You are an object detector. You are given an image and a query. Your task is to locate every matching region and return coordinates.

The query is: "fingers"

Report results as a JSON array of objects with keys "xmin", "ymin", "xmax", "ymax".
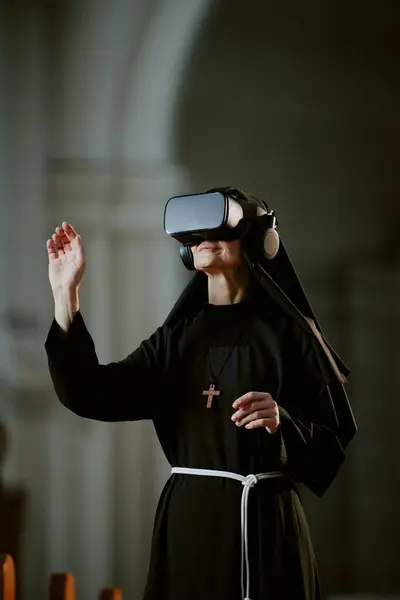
[
  {"xmin": 231, "ymin": 393, "xmax": 275, "ymax": 423},
  {"xmin": 231, "ymin": 397, "xmax": 273, "ymax": 420},
  {"xmin": 46, "ymin": 239, "xmax": 58, "ymax": 260},
  {"xmin": 62, "ymin": 222, "xmax": 78, "ymax": 242},
  {"xmin": 60, "ymin": 230, "xmax": 71, "ymax": 253},
  {"xmin": 47, "ymin": 223, "xmax": 81, "ymax": 257},
  {"xmin": 52, "ymin": 232, "xmax": 65, "ymax": 255},
  {"xmin": 232, "ymin": 391, "xmax": 274, "ymax": 410},
  {"xmin": 231, "ymin": 391, "xmax": 279, "ymax": 432},
  {"xmin": 232, "ymin": 406, "xmax": 280, "ymax": 432},
  {"xmin": 232, "ymin": 406, "xmax": 278, "ymax": 427},
  {"xmin": 246, "ymin": 417, "xmax": 280, "ymax": 434}
]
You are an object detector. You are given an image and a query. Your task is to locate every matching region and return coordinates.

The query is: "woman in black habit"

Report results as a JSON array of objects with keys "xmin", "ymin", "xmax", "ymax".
[{"xmin": 45, "ymin": 188, "xmax": 356, "ymax": 600}]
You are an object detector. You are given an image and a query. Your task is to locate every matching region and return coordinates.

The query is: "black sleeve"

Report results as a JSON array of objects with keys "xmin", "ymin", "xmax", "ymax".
[
  {"xmin": 277, "ymin": 403, "xmax": 345, "ymax": 497},
  {"xmin": 276, "ymin": 322, "xmax": 345, "ymax": 497},
  {"xmin": 44, "ymin": 311, "xmax": 166, "ymax": 422}
]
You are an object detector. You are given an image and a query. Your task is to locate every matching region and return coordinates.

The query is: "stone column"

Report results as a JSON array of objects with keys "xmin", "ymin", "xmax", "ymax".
[
  {"xmin": 46, "ymin": 166, "xmax": 118, "ymax": 598},
  {"xmin": 44, "ymin": 232, "xmax": 115, "ymax": 600}
]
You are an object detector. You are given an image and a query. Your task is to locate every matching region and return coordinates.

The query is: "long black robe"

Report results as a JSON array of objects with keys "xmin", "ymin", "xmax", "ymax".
[{"xmin": 45, "ymin": 292, "xmax": 346, "ymax": 600}]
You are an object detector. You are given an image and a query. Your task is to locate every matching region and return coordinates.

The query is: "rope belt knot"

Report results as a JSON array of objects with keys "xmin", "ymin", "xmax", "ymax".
[
  {"xmin": 242, "ymin": 473, "xmax": 258, "ymax": 488},
  {"xmin": 171, "ymin": 466, "xmax": 284, "ymax": 600}
]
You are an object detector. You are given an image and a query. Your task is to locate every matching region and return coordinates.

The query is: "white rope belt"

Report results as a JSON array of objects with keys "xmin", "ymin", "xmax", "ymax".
[{"xmin": 171, "ymin": 466, "xmax": 284, "ymax": 600}]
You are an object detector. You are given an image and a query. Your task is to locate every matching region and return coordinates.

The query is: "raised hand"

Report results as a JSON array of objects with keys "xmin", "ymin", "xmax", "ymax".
[
  {"xmin": 231, "ymin": 391, "xmax": 280, "ymax": 434},
  {"xmin": 47, "ymin": 222, "xmax": 86, "ymax": 295}
]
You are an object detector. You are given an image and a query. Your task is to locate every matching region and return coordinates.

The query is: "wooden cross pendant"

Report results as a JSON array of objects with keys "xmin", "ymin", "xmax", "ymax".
[{"xmin": 202, "ymin": 383, "xmax": 221, "ymax": 408}]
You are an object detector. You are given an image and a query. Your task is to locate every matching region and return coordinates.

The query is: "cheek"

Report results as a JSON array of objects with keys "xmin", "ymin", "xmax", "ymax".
[
  {"xmin": 191, "ymin": 247, "xmax": 241, "ymax": 268},
  {"xmin": 191, "ymin": 248, "xmax": 204, "ymax": 263},
  {"xmin": 192, "ymin": 250, "xmax": 214, "ymax": 268},
  {"xmin": 222, "ymin": 242, "xmax": 242, "ymax": 262},
  {"xmin": 224, "ymin": 249, "xmax": 243, "ymax": 266}
]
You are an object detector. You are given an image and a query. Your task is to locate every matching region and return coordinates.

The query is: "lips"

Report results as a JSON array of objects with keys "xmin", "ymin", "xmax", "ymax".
[{"xmin": 198, "ymin": 242, "xmax": 218, "ymax": 252}]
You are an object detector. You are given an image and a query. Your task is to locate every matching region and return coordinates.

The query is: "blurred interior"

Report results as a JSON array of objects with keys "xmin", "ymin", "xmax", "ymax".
[{"xmin": 0, "ymin": 0, "xmax": 399, "ymax": 599}]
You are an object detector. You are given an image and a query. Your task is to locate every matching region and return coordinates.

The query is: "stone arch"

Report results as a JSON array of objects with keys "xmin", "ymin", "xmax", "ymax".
[{"xmin": 121, "ymin": 0, "xmax": 214, "ymax": 162}]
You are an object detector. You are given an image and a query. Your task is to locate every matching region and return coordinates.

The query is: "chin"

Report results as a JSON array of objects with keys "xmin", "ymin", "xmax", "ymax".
[
  {"xmin": 194, "ymin": 260, "xmax": 217, "ymax": 271},
  {"xmin": 194, "ymin": 260, "xmax": 240, "ymax": 272}
]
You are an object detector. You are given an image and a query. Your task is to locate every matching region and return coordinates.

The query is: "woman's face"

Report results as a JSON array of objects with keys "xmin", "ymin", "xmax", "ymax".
[{"xmin": 191, "ymin": 239, "xmax": 243, "ymax": 272}]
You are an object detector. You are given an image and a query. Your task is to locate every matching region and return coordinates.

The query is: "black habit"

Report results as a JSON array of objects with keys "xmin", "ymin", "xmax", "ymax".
[{"xmin": 45, "ymin": 281, "xmax": 354, "ymax": 600}]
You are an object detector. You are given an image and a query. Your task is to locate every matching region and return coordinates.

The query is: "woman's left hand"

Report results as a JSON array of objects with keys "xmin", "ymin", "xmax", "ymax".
[{"xmin": 231, "ymin": 391, "xmax": 280, "ymax": 434}]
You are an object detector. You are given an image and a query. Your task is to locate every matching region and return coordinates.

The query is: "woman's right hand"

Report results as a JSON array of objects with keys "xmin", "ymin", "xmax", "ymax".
[{"xmin": 47, "ymin": 222, "xmax": 86, "ymax": 296}]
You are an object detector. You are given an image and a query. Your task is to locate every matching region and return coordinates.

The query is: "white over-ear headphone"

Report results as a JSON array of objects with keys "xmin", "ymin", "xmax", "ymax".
[{"xmin": 256, "ymin": 205, "xmax": 280, "ymax": 260}]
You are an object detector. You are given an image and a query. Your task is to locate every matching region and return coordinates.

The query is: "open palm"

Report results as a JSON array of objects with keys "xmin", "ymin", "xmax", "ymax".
[{"xmin": 47, "ymin": 222, "xmax": 86, "ymax": 293}]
